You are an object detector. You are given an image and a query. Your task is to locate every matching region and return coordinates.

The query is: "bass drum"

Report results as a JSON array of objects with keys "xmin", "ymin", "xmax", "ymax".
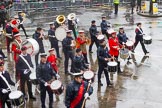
[
  {"xmin": 22, "ymin": 38, "xmax": 39, "ymax": 56},
  {"xmin": 55, "ymin": 26, "xmax": 67, "ymax": 41}
]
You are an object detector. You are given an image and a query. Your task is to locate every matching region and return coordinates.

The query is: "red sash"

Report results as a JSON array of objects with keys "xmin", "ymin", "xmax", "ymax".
[{"xmin": 70, "ymin": 81, "xmax": 84, "ymax": 108}]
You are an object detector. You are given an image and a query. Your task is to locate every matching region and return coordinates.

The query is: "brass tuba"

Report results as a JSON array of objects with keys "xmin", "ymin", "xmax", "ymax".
[
  {"xmin": 56, "ymin": 15, "xmax": 66, "ymax": 24},
  {"xmin": 67, "ymin": 13, "xmax": 76, "ymax": 21}
]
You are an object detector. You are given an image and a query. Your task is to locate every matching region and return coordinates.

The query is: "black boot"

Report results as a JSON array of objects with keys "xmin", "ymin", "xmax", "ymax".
[
  {"xmin": 98, "ymin": 81, "xmax": 103, "ymax": 86},
  {"xmin": 83, "ymin": 54, "xmax": 89, "ymax": 64},
  {"xmin": 117, "ymin": 61, "xmax": 122, "ymax": 73}
]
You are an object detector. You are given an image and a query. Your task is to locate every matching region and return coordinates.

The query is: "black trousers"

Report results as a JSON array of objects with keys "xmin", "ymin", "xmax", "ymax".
[
  {"xmin": 114, "ymin": 4, "xmax": 118, "ymax": 14},
  {"xmin": 89, "ymin": 37, "xmax": 99, "ymax": 52},
  {"xmin": 0, "ymin": 20, "xmax": 6, "ymax": 30},
  {"xmin": 102, "ymin": 31, "xmax": 109, "ymax": 39},
  {"xmin": 20, "ymin": 73, "xmax": 33, "ymax": 97},
  {"xmin": 134, "ymin": 36, "xmax": 147, "ymax": 54},
  {"xmin": 1, "ymin": 93, "xmax": 11, "ymax": 108},
  {"xmin": 64, "ymin": 51, "xmax": 74, "ymax": 73},
  {"xmin": 50, "ymin": 39, "xmax": 60, "ymax": 58},
  {"xmin": 0, "ymin": 49, "xmax": 6, "ymax": 58},
  {"xmin": 98, "ymin": 63, "xmax": 110, "ymax": 85},
  {"xmin": 40, "ymin": 84, "xmax": 53, "ymax": 108},
  {"xmin": 18, "ymin": 24, "xmax": 28, "ymax": 37}
]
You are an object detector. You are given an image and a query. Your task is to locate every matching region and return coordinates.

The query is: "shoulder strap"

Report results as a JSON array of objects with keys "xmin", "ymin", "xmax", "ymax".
[
  {"xmin": 19, "ymin": 54, "xmax": 31, "ymax": 70},
  {"xmin": 0, "ymin": 73, "xmax": 11, "ymax": 91}
]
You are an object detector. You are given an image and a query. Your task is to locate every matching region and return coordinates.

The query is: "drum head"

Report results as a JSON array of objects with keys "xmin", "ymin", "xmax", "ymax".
[
  {"xmin": 50, "ymin": 80, "xmax": 62, "ymax": 90},
  {"xmin": 55, "ymin": 27, "xmax": 66, "ymax": 41},
  {"xmin": 22, "ymin": 38, "xmax": 39, "ymax": 56},
  {"xmin": 126, "ymin": 41, "xmax": 134, "ymax": 46},
  {"xmin": 83, "ymin": 71, "xmax": 94, "ymax": 80},
  {"xmin": 108, "ymin": 62, "xmax": 117, "ymax": 66},
  {"xmin": 143, "ymin": 36, "xmax": 152, "ymax": 40},
  {"xmin": 29, "ymin": 72, "xmax": 36, "ymax": 80},
  {"xmin": 97, "ymin": 35, "xmax": 105, "ymax": 40},
  {"xmin": 9, "ymin": 91, "xmax": 23, "ymax": 99}
]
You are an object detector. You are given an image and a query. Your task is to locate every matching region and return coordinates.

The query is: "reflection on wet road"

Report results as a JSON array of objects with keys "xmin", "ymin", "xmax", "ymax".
[{"xmin": 3, "ymin": 7, "xmax": 162, "ymax": 108}]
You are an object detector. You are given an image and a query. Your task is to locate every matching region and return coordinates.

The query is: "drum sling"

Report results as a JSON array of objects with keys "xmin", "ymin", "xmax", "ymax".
[{"xmin": 70, "ymin": 81, "xmax": 84, "ymax": 108}]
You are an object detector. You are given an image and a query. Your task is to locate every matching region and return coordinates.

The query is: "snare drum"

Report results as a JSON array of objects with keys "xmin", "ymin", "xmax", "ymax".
[
  {"xmin": 126, "ymin": 40, "xmax": 134, "ymax": 50},
  {"xmin": 119, "ymin": 49, "xmax": 129, "ymax": 59},
  {"xmin": 83, "ymin": 71, "xmax": 95, "ymax": 82},
  {"xmin": 9, "ymin": 91, "xmax": 24, "ymax": 107},
  {"xmin": 29, "ymin": 72, "xmax": 39, "ymax": 85},
  {"xmin": 50, "ymin": 80, "xmax": 64, "ymax": 95},
  {"xmin": 107, "ymin": 62, "xmax": 117, "ymax": 73},
  {"xmin": 143, "ymin": 36, "xmax": 152, "ymax": 45}
]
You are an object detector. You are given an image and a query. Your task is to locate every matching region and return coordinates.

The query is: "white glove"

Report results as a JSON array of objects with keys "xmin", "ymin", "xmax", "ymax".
[
  {"xmin": 24, "ymin": 69, "xmax": 29, "ymax": 74},
  {"xmin": 44, "ymin": 82, "xmax": 48, "ymax": 87},
  {"xmin": 56, "ymin": 74, "xmax": 60, "ymax": 79},
  {"xmin": 2, "ymin": 89, "xmax": 8, "ymax": 94},
  {"xmin": 84, "ymin": 92, "xmax": 89, "ymax": 99}
]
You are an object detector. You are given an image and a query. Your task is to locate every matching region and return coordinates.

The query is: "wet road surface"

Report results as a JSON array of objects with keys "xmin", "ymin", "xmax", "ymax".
[{"xmin": 2, "ymin": 6, "xmax": 162, "ymax": 108}]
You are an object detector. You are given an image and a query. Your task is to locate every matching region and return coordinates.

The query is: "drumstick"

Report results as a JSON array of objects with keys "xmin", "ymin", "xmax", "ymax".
[{"xmin": 81, "ymin": 80, "xmax": 92, "ymax": 108}]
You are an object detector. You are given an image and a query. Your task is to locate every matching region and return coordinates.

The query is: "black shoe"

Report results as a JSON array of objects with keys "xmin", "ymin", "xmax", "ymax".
[
  {"xmin": 98, "ymin": 82, "xmax": 103, "ymax": 86},
  {"xmin": 131, "ymin": 50, "xmax": 135, "ymax": 53},
  {"xmin": 30, "ymin": 96, "xmax": 36, "ymax": 101},
  {"xmin": 145, "ymin": 52, "xmax": 149, "ymax": 55},
  {"xmin": 127, "ymin": 61, "xmax": 132, "ymax": 65},
  {"xmin": 89, "ymin": 51, "xmax": 93, "ymax": 53},
  {"xmin": 107, "ymin": 82, "xmax": 113, "ymax": 87}
]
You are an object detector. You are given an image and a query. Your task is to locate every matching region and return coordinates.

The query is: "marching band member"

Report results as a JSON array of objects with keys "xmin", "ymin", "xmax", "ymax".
[
  {"xmin": 47, "ymin": 48, "xmax": 58, "ymax": 73},
  {"xmin": 11, "ymin": 33, "xmax": 22, "ymax": 62},
  {"xmin": 5, "ymin": 19, "xmax": 19, "ymax": 53},
  {"xmin": 16, "ymin": 11, "xmax": 28, "ymax": 38},
  {"xmin": 100, "ymin": 16, "xmax": 109, "ymax": 39},
  {"xmin": 97, "ymin": 38, "xmax": 113, "ymax": 86},
  {"xmin": 133, "ymin": 23, "xmax": 149, "ymax": 55},
  {"xmin": 108, "ymin": 31, "xmax": 122, "ymax": 73},
  {"xmin": 33, "ymin": 27, "xmax": 45, "ymax": 67},
  {"xmin": 16, "ymin": 46, "xmax": 36, "ymax": 100},
  {"xmin": 0, "ymin": 62, "xmax": 17, "ymax": 108},
  {"xmin": 117, "ymin": 27, "xmax": 128, "ymax": 45},
  {"xmin": 73, "ymin": 48, "xmax": 89, "ymax": 73},
  {"xmin": 65, "ymin": 72, "xmax": 93, "ymax": 108},
  {"xmin": 76, "ymin": 30, "xmax": 89, "ymax": 64},
  {"xmin": 62, "ymin": 30, "xmax": 75, "ymax": 74},
  {"xmin": 36, "ymin": 53, "xmax": 59, "ymax": 108},
  {"xmin": 48, "ymin": 23, "xmax": 61, "ymax": 59},
  {"xmin": 11, "ymin": 33, "xmax": 22, "ymax": 81},
  {"xmin": 89, "ymin": 20, "xmax": 99, "ymax": 53},
  {"xmin": 117, "ymin": 27, "xmax": 132, "ymax": 63}
]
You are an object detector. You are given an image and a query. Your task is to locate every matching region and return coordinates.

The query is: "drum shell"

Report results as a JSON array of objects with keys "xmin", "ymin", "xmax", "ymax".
[
  {"xmin": 29, "ymin": 72, "xmax": 39, "ymax": 85},
  {"xmin": 9, "ymin": 91, "xmax": 24, "ymax": 107},
  {"xmin": 143, "ymin": 39, "xmax": 152, "ymax": 45},
  {"xmin": 51, "ymin": 84, "xmax": 64, "ymax": 95},
  {"xmin": 108, "ymin": 62, "xmax": 117, "ymax": 73},
  {"xmin": 125, "ymin": 41, "xmax": 134, "ymax": 50},
  {"xmin": 50, "ymin": 80, "xmax": 64, "ymax": 95},
  {"xmin": 119, "ymin": 49, "xmax": 129, "ymax": 59}
]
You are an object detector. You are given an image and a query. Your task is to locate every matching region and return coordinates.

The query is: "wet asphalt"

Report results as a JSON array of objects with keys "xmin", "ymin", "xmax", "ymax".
[{"xmin": 2, "ymin": 6, "xmax": 162, "ymax": 108}]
